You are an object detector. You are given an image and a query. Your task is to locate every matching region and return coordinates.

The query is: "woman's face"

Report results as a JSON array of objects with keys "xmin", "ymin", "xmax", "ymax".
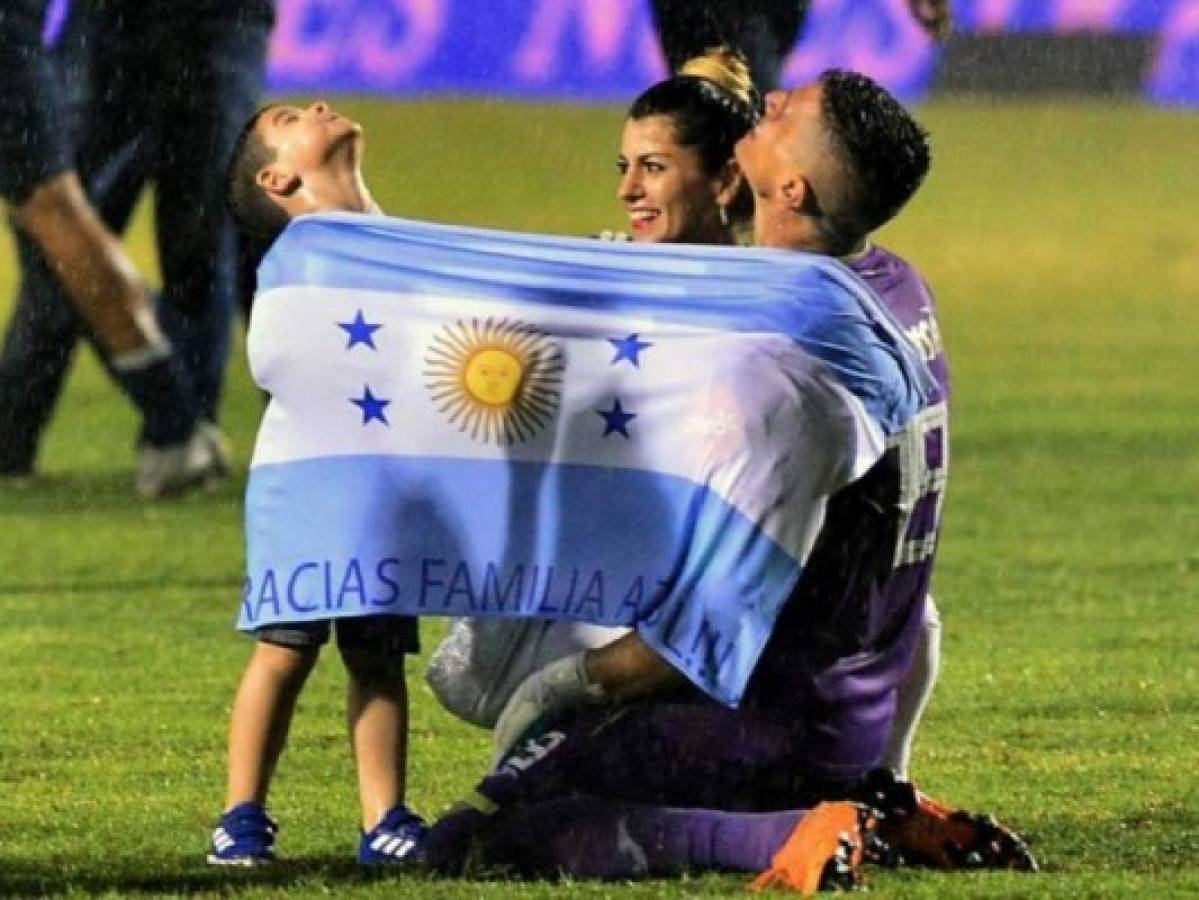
[{"xmin": 617, "ymin": 115, "xmax": 728, "ymax": 244}]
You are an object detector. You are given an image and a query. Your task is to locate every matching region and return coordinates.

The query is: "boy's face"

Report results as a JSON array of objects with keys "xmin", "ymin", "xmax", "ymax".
[{"xmin": 255, "ymin": 101, "xmax": 361, "ymax": 185}]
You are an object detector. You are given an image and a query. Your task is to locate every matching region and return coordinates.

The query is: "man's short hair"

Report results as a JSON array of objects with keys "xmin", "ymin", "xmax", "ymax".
[
  {"xmin": 817, "ymin": 69, "xmax": 931, "ymax": 250},
  {"xmin": 225, "ymin": 105, "xmax": 291, "ymax": 247}
]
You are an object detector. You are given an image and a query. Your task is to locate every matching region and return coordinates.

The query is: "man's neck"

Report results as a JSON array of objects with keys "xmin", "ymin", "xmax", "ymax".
[
  {"xmin": 756, "ymin": 214, "xmax": 825, "ymax": 253},
  {"xmin": 757, "ymin": 214, "xmax": 867, "ymax": 258}
]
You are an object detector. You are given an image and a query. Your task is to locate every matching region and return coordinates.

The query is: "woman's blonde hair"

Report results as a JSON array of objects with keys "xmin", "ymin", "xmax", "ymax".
[{"xmin": 678, "ymin": 47, "xmax": 757, "ymax": 111}]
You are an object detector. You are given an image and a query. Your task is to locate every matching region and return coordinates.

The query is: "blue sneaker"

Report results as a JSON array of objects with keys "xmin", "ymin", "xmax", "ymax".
[
  {"xmin": 207, "ymin": 801, "xmax": 278, "ymax": 867},
  {"xmin": 358, "ymin": 804, "xmax": 428, "ymax": 866}
]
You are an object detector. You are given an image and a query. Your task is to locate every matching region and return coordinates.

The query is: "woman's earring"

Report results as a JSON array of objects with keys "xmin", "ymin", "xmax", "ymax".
[{"xmin": 718, "ymin": 205, "xmax": 729, "ymax": 227}]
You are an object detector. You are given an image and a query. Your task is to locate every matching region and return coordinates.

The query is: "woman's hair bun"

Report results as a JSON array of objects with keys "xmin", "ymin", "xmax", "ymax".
[{"xmin": 678, "ymin": 47, "xmax": 757, "ymax": 109}]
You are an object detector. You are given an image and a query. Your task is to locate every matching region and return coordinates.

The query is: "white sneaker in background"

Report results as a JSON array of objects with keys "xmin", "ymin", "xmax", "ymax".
[
  {"xmin": 197, "ymin": 420, "xmax": 234, "ymax": 477},
  {"xmin": 134, "ymin": 427, "xmax": 224, "ymax": 498}
]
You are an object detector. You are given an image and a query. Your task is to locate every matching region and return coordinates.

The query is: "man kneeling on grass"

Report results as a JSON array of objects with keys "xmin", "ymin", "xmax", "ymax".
[{"xmin": 422, "ymin": 72, "xmax": 1038, "ymax": 891}]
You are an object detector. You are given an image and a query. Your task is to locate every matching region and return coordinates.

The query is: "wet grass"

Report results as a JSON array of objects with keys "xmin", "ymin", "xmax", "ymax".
[{"xmin": 1, "ymin": 98, "xmax": 1197, "ymax": 896}]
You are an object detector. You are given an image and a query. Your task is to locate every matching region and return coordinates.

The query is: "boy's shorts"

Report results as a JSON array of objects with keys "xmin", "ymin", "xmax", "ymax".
[{"xmin": 256, "ymin": 615, "xmax": 420, "ymax": 656}]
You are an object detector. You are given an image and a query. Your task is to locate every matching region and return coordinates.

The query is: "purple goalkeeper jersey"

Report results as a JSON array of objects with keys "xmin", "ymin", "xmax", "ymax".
[
  {"xmin": 850, "ymin": 244, "xmax": 949, "ymax": 405},
  {"xmin": 742, "ymin": 243, "xmax": 950, "ymax": 779}
]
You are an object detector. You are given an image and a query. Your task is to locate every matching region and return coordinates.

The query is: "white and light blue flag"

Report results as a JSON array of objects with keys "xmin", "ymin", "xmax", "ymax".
[{"xmin": 243, "ymin": 213, "xmax": 934, "ymax": 706}]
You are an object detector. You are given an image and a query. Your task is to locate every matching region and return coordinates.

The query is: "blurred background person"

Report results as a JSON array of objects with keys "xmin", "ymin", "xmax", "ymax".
[
  {"xmin": 650, "ymin": 0, "xmax": 953, "ymax": 92},
  {"xmin": 0, "ymin": 0, "xmax": 205, "ymax": 494},
  {"xmin": 0, "ymin": 0, "xmax": 273, "ymax": 496}
]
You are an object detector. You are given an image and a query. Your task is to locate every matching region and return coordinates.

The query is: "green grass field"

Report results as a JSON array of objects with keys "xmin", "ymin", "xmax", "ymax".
[{"xmin": 1, "ymin": 99, "xmax": 1197, "ymax": 897}]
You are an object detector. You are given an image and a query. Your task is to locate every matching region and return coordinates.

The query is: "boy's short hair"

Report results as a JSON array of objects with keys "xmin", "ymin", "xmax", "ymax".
[
  {"xmin": 226, "ymin": 105, "xmax": 291, "ymax": 247},
  {"xmin": 817, "ymin": 69, "xmax": 931, "ymax": 249}
]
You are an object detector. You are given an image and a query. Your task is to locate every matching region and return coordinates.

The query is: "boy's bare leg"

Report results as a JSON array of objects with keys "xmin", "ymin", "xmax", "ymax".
[
  {"xmin": 346, "ymin": 666, "xmax": 409, "ymax": 829},
  {"xmin": 224, "ymin": 641, "xmax": 319, "ymax": 809}
]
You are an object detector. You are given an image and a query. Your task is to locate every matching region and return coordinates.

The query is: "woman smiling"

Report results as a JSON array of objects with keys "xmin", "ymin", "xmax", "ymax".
[{"xmin": 617, "ymin": 48, "xmax": 758, "ymax": 245}]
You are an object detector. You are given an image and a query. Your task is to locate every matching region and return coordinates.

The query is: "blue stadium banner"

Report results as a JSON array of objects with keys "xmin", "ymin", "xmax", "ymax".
[{"xmin": 263, "ymin": 0, "xmax": 1199, "ymax": 106}]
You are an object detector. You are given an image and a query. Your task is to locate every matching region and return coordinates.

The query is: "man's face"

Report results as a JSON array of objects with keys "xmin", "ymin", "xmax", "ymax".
[
  {"xmin": 734, "ymin": 84, "xmax": 825, "ymax": 247},
  {"xmin": 255, "ymin": 101, "xmax": 361, "ymax": 181},
  {"xmin": 734, "ymin": 85, "xmax": 822, "ymax": 195}
]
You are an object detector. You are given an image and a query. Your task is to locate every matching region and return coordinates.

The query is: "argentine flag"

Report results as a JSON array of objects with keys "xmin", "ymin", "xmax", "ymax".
[{"xmin": 243, "ymin": 213, "xmax": 933, "ymax": 706}]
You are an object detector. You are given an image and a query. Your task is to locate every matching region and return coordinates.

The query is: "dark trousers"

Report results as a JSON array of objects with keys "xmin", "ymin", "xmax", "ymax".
[
  {"xmin": 650, "ymin": 0, "xmax": 811, "ymax": 90},
  {"xmin": 0, "ymin": 7, "xmax": 270, "ymax": 470}
]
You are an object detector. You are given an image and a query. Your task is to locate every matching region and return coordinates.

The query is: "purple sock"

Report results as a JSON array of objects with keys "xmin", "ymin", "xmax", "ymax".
[{"xmin": 479, "ymin": 797, "xmax": 805, "ymax": 879}]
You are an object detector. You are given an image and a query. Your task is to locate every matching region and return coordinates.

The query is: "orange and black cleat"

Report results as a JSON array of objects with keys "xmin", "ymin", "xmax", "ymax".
[
  {"xmin": 854, "ymin": 768, "xmax": 1038, "ymax": 873},
  {"xmin": 749, "ymin": 801, "xmax": 881, "ymax": 895}
]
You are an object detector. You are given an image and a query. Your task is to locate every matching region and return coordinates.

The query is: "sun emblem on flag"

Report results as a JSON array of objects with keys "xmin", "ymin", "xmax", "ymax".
[{"xmin": 424, "ymin": 318, "xmax": 564, "ymax": 444}]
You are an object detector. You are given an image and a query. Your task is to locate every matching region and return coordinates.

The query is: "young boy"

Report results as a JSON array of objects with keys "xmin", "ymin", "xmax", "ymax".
[{"xmin": 209, "ymin": 102, "xmax": 423, "ymax": 867}]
